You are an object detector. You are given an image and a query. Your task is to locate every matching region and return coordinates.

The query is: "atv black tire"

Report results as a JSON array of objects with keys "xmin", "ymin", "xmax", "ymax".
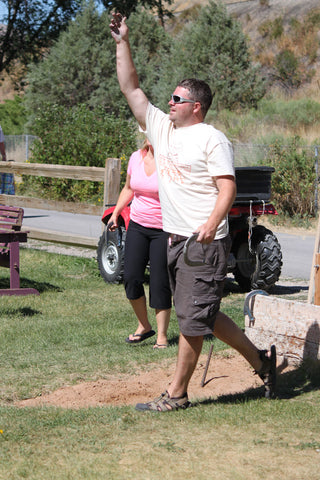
[
  {"xmin": 97, "ymin": 228, "xmax": 125, "ymax": 284},
  {"xmin": 233, "ymin": 225, "xmax": 282, "ymax": 291}
]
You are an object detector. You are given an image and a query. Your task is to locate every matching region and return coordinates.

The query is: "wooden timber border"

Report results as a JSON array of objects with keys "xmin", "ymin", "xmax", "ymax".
[{"xmin": 0, "ymin": 159, "xmax": 121, "ymax": 248}]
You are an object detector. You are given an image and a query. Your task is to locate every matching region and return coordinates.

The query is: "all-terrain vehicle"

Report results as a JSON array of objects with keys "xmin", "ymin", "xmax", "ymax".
[{"xmin": 97, "ymin": 166, "xmax": 283, "ymax": 292}]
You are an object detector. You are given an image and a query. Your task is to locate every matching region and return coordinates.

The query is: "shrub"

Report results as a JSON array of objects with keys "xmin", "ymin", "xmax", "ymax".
[
  {"xmin": 259, "ymin": 98, "xmax": 320, "ymax": 129},
  {"xmin": 20, "ymin": 104, "xmax": 137, "ymax": 203},
  {"xmin": 275, "ymin": 49, "xmax": 301, "ymax": 87},
  {"xmin": 0, "ymin": 96, "xmax": 27, "ymax": 134},
  {"xmin": 263, "ymin": 137, "xmax": 316, "ymax": 217},
  {"xmin": 258, "ymin": 17, "xmax": 283, "ymax": 39}
]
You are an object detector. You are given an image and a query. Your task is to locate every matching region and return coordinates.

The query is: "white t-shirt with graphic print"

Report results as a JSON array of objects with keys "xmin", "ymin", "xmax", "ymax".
[{"xmin": 145, "ymin": 103, "xmax": 235, "ymax": 239}]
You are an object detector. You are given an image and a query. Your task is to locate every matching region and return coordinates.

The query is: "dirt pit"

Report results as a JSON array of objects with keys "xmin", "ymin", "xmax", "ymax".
[{"xmin": 16, "ymin": 351, "xmax": 292, "ymax": 409}]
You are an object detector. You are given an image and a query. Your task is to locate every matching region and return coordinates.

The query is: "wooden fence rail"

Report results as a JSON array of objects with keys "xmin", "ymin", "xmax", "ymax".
[{"xmin": 0, "ymin": 159, "xmax": 121, "ymax": 248}]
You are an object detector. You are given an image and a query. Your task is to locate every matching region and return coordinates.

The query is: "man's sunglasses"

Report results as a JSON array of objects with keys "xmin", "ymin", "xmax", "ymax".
[{"xmin": 170, "ymin": 94, "xmax": 197, "ymax": 104}]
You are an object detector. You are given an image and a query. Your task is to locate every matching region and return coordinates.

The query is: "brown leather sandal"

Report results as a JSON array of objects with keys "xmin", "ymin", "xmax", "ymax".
[
  {"xmin": 256, "ymin": 345, "xmax": 277, "ymax": 399},
  {"xmin": 135, "ymin": 390, "xmax": 191, "ymax": 412}
]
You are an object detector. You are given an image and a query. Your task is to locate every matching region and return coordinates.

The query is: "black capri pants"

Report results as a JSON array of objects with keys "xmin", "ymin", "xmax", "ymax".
[{"xmin": 124, "ymin": 220, "xmax": 172, "ymax": 309}]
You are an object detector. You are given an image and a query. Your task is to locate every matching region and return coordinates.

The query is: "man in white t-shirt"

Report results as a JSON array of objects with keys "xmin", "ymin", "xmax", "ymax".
[{"xmin": 110, "ymin": 13, "xmax": 276, "ymax": 411}]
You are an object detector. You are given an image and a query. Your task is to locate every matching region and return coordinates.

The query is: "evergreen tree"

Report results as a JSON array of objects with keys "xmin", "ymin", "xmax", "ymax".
[
  {"xmin": 155, "ymin": 1, "xmax": 266, "ymax": 112},
  {"xmin": 25, "ymin": 2, "xmax": 120, "ymax": 119},
  {"xmin": 100, "ymin": 0, "xmax": 173, "ymax": 26},
  {"xmin": 25, "ymin": 3, "xmax": 170, "ymax": 121}
]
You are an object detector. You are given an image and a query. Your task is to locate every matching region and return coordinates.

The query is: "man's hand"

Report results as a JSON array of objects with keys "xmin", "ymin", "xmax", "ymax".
[
  {"xmin": 195, "ymin": 224, "xmax": 217, "ymax": 244},
  {"xmin": 109, "ymin": 12, "xmax": 128, "ymax": 43}
]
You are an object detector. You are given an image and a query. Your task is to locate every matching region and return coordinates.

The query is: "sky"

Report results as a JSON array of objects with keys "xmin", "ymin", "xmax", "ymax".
[
  {"xmin": 0, "ymin": 3, "xmax": 7, "ymax": 21},
  {"xmin": 0, "ymin": 2, "xmax": 104, "ymax": 23}
]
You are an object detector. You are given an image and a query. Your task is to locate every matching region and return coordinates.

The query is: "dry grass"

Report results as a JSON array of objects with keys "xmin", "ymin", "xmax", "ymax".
[
  {"xmin": 0, "ymin": 233, "xmax": 319, "ymax": 480},
  {"xmin": 2, "ymin": 397, "xmax": 320, "ymax": 479}
]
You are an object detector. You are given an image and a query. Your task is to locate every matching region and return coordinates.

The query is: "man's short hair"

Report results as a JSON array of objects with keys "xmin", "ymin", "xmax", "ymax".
[{"xmin": 178, "ymin": 78, "xmax": 213, "ymax": 118}]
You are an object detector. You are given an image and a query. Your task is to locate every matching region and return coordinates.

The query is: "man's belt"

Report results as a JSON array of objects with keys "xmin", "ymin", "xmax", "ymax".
[{"xmin": 169, "ymin": 234, "xmax": 188, "ymax": 245}]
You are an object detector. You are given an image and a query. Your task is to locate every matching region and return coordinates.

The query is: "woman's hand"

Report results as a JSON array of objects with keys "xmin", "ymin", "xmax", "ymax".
[{"xmin": 107, "ymin": 212, "xmax": 118, "ymax": 231}]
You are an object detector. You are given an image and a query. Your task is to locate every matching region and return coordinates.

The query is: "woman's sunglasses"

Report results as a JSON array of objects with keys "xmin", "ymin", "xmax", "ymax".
[{"xmin": 170, "ymin": 94, "xmax": 197, "ymax": 104}]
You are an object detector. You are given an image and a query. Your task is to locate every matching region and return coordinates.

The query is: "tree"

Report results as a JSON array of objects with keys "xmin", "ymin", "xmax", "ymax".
[
  {"xmin": 100, "ymin": 0, "xmax": 173, "ymax": 26},
  {"xmin": 0, "ymin": 0, "xmax": 82, "ymax": 75},
  {"xmin": 154, "ymin": 0, "xmax": 266, "ymax": 112},
  {"xmin": 25, "ymin": 3, "xmax": 170, "ymax": 121},
  {"xmin": 26, "ymin": 0, "xmax": 265, "ymax": 123}
]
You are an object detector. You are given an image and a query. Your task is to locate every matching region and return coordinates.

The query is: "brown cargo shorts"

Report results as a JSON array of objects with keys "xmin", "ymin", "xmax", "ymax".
[{"xmin": 168, "ymin": 235, "xmax": 231, "ymax": 336}]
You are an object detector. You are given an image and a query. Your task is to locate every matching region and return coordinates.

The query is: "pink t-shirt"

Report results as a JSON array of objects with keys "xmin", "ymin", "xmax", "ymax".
[{"xmin": 127, "ymin": 149, "xmax": 163, "ymax": 229}]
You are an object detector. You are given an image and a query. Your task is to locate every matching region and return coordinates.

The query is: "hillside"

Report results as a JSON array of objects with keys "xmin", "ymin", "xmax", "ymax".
[
  {"xmin": 173, "ymin": 0, "xmax": 320, "ymax": 27},
  {"xmin": 227, "ymin": 0, "xmax": 320, "ymax": 89},
  {"xmin": 226, "ymin": 0, "xmax": 320, "ymax": 49},
  {"xmin": 171, "ymin": 0, "xmax": 320, "ymax": 98}
]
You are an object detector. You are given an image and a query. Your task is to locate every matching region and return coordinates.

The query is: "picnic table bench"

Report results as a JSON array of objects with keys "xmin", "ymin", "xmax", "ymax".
[{"xmin": 0, "ymin": 205, "xmax": 39, "ymax": 296}]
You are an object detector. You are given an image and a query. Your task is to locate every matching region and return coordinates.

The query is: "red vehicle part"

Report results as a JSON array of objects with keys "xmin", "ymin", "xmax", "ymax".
[
  {"xmin": 97, "ymin": 201, "xmax": 282, "ymax": 291},
  {"xmin": 101, "ymin": 205, "xmax": 131, "ymax": 229},
  {"xmin": 229, "ymin": 203, "xmax": 278, "ymax": 217}
]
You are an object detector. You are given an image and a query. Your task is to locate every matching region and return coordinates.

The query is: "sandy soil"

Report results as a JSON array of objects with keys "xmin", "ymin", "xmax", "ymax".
[
  {"xmin": 18, "ymin": 233, "xmax": 305, "ymax": 410},
  {"xmin": 16, "ymin": 350, "xmax": 293, "ymax": 409}
]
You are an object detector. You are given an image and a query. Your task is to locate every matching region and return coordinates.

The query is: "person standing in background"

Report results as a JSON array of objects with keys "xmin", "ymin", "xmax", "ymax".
[
  {"xmin": 108, "ymin": 138, "xmax": 172, "ymax": 349},
  {"xmin": 0, "ymin": 125, "xmax": 7, "ymax": 161},
  {"xmin": 0, "ymin": 125, "xmax": 15, "ymax": 195}
]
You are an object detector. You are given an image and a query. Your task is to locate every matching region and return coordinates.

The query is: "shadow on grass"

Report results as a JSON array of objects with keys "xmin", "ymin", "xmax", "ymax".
[
  {"xmin": 223, "ymin": 277, "xmax": 309, "ymax": 297},
  {"xmin": 0, "ymin": 277, "xmax": 62, "ymax": 294},
  {"xmin": 196, "ymin": 359, "xmax": 320, "ymax": 407},
  {"xmin": 270, "ymin": 284, "xmax": 309, "ymax": 296},
  {"xmin": 0, "ymin": 306, "xmax": 41, "ymax": 316},
  {"xmin": 168, "ymin": 335, "xmax": 180, "ymax": 347}
]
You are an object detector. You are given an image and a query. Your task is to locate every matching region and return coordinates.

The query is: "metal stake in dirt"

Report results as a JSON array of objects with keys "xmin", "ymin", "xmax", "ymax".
[{"xmin": 201, "ymin": 344, "xmax": 213, "ymax": 387}]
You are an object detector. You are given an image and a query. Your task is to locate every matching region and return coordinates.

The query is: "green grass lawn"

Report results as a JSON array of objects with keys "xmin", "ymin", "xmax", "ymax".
[{"xmin": 0, "ymin": 248, "xmax": 319, "ymax": 479}]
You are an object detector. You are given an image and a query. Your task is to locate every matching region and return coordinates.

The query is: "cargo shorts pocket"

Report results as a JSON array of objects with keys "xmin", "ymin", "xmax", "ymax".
[{"xmin": 191, "ymin": 272, "xmax": 222, "ymax": 322}]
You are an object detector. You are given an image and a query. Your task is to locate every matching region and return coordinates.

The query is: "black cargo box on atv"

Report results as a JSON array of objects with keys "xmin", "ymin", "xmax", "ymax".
[{"xmin": 234, "ymin": 166, "xmax": 275, "ymax": 203}]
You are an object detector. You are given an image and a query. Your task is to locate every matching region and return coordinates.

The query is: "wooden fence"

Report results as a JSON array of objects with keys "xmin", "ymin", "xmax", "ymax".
[{"xmin": 0, "ymin": 159, "xmax": 121, "ymax": 248}]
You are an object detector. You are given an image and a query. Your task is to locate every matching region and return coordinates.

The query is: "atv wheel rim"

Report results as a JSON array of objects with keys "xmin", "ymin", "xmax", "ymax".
[{"xmin": 103, "ymin": 243, "xmax": 119, "ymax": 274}]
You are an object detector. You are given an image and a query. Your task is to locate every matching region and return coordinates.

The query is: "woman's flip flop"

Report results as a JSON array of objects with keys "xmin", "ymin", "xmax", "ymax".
[{"xmin": 125, "ymin": 330, "xmax": 155, "ymax": 344}]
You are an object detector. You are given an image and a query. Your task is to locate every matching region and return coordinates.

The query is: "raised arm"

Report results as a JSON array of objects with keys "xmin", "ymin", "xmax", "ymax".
[{"xmin": 110, "ymin": 13, "xmax": 148, "ymax": 129}]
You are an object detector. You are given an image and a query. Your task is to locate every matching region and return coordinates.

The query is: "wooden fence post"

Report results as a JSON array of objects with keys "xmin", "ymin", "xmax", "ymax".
[
  {"xmin": 314, "ymin": 253, "xmax": 320, "ymax": 305},
  {"xmin": 103, "ymin": 158, "xmax": 121, "ymax": 207},
  {"xmin": 308, "ymin": 213, "xmax": 320, "ymax": 304},
  {"xmin": 0, "ymin": 159, "xmax": 121, "ymax": 247}
]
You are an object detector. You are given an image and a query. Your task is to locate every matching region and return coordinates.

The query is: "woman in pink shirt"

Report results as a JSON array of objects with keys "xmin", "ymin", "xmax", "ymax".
[{"xmin": 108, "ymin": 139, "xmax": 171, "ymax": 348}]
